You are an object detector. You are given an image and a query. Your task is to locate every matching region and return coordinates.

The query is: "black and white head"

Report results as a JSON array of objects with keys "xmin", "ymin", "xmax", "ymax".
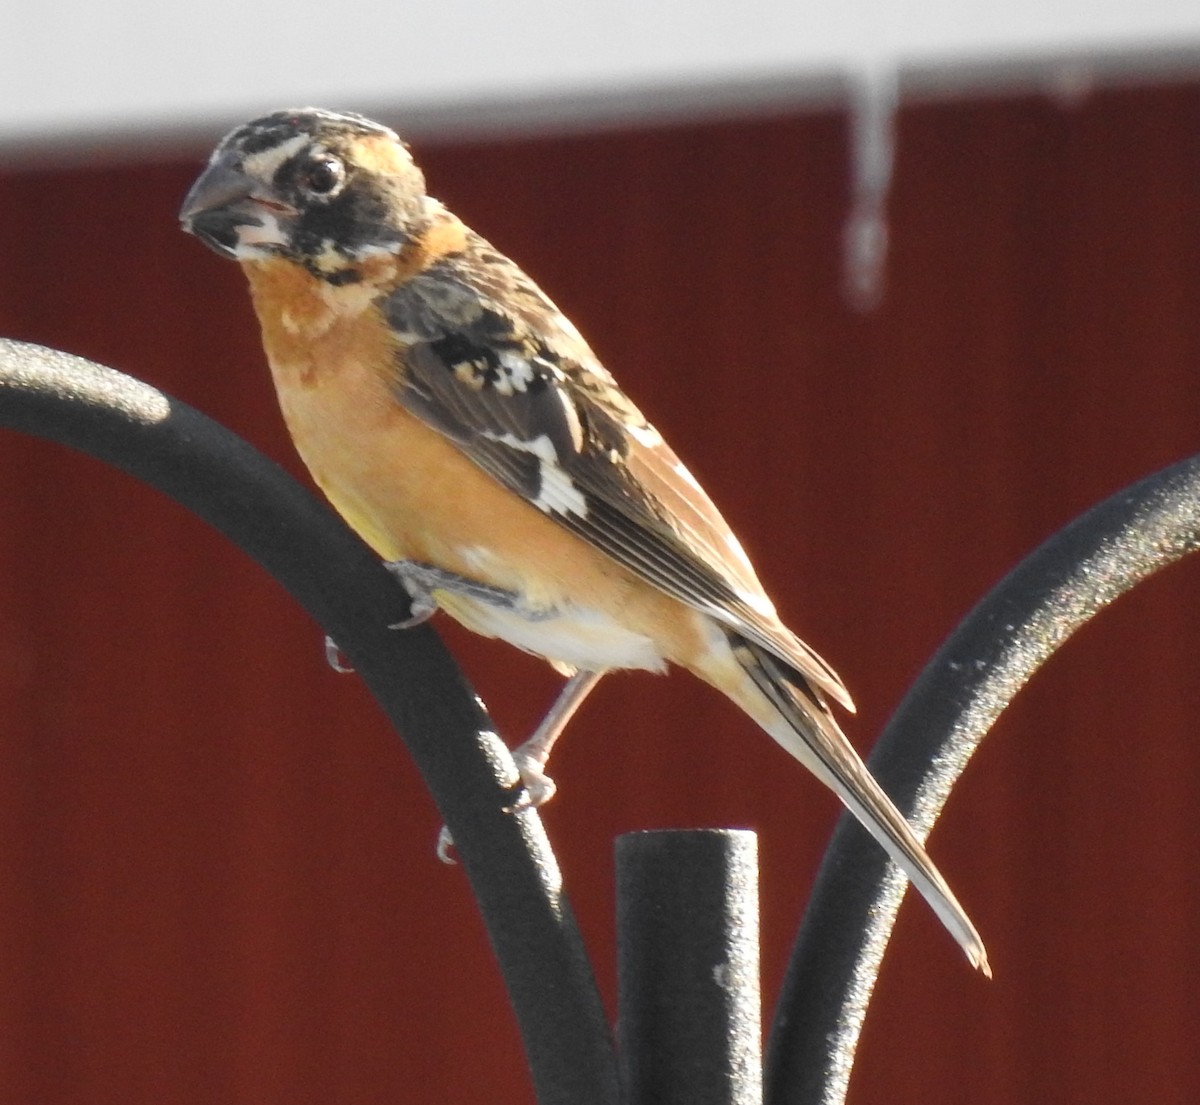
[{"xmin": 180, "ymin": 108, "xmax": 429, "ymax": 279}]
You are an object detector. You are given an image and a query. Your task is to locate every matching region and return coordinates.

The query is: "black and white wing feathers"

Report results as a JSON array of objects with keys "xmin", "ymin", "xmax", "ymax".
[{"xmin": 384, "ymin": 233, "xmax": 851, "ymax": 709}]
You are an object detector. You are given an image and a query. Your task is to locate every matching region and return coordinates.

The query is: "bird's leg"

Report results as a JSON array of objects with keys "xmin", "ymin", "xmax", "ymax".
[
  {"xmin": 382, "ymin": 560, "xmax": 601, "ymax": 858},
  {"xmin": 383, "ymin": 559, "xmax": 550, "ymax": 628},
  {"xmin": 436, "ymin": 669, "xmax": 605, "ymax": 863},
  {"xmin": 508, "ymin": 669, "xmax": 605, "ymax": 810}
]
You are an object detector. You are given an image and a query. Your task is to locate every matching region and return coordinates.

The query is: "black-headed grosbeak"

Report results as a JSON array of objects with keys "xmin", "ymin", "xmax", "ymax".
[{"xmin": 180, "ymin": 108, "xmax": 988, "ymax": 974}]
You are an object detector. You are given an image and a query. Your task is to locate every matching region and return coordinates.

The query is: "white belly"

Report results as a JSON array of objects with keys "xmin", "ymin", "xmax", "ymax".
[{"xmin": 435, "ymin": 590, "xmax": 667, "ymax": 674}]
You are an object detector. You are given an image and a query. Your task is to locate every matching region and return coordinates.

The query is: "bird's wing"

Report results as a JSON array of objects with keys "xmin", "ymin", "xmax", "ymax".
[{"xmin": 383, "ymin": 244, "xmax": 851, "ymax": 709}]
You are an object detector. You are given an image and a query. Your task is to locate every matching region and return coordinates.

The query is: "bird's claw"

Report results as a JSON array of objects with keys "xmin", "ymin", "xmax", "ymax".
[
  {"xmin": 505, "ymin": 752, "xmax": 558, "ymax": 812},
  {"xmin": 324, "ymin": 636, "xmax": 354, "ymax": 673},
  {"xmin": 383, "ymin": 559, "xmax": 442, "ymax": 628},
  {"xmin": 383, "ymin": 558, "xmax": 551, "ymax": 626},
  {"xmin": 388, "ymin": 596, "xmax": 438, "ymax": 630},
  {"xmin": 436, "ymin": 824, "xmax": 457, "ymax": 864},
  {"xmin": 435, "ymin": 758, "xmax": 557, "ymax": 862}
]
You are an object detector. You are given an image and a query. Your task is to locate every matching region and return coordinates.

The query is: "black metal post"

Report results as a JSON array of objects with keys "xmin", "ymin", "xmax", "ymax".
[
  {"xmin": 10, "ymin": 336, "xmax": 1199, "ymax": 1105},
  {"xmin": 0, "ymin": 338, "xmax": 621, "ymax": 1105},
  {"xmin": 617, "ymin": 829, "xmax": 762, "ymax": 1105},
  {"xmin": 766, "ymin": 452, "xmax": 1200, "ymax": 1105}
]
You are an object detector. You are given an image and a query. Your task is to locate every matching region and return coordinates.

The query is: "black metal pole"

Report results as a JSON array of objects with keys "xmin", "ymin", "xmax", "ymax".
[
  {"xmin": 0, "ymin": 338, "xmax": 621, "ymax": 1105},
  {"xmin": 617, "ymin": 829, "xmax": 762, "ymax": 1105},
  {"xmin": 766, "ymin": 452, "xmax": 1200, "ymax": 1105}
]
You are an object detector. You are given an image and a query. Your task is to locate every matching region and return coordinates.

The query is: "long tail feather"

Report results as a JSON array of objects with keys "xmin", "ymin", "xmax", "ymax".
[{"xmin": 731, "ymin": 635, "xmax": 991, "ymax": 976}]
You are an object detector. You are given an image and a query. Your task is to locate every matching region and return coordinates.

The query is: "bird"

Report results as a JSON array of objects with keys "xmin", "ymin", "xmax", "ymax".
[{"xmin": 180, "ymin": 107, "xmax": 989, "ymax": 975}]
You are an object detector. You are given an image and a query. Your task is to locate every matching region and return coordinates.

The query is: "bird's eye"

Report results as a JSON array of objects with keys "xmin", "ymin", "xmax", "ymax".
[{"xmin": 301, "ymin": 156, "xmax": 345, "ymax": 196}]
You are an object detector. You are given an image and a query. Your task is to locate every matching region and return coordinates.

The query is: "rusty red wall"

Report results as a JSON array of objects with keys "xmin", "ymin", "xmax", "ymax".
[{"xmin": 1, "ymin": 81, "xmax": 1198, "ymax": 1103}]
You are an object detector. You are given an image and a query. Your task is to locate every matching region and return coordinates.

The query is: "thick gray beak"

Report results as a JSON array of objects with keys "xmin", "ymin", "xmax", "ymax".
[{"xmin": 179, "ymin": 154, "xmax": 261, "ymax": 259}]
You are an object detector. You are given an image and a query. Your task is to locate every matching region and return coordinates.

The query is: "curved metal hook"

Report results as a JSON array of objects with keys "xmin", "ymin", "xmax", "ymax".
[
  {"xmin": 0, "ymin": 338, "xmax": 621, "ymax": 1105},
  {"xmin": 767, "ymin": 452, "xmax": 1200, "ymax": 1105}
]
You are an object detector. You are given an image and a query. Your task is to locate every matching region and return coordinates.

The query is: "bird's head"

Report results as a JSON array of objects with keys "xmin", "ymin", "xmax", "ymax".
[{"xmin": 180, "ymin": 108, "xmax": 428, "ymax": 281}]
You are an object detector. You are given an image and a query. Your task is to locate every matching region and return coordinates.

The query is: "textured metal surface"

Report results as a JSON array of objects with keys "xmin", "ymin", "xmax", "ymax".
[
  {"xmin": 0, "ymin": 337, "xmax": 621, "ymax": 1105},
  {"xmin": 767, "ymin": 453, "xmax": 1200, "ymax": 1105},
  {"xmin": 618, "ymin": 830, "xmax": 762, "ymax": 1105}
]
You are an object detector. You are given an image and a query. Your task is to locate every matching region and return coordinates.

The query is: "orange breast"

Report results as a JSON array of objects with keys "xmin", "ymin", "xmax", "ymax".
[{"xmin": 239, "ymin": 257, "xmax": 712, "ymax": 669}]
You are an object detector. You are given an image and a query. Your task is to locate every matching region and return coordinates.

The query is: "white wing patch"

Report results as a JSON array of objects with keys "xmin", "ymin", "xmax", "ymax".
[
  {"xmin": 494, "ymin": 351, "xmax": 539, "ymax": 395},
  {"xmin": 482, "ymin": 431, "xmax": 589, "ymax": 518},
  {"xmin": 538, "ymin": 459, "xmax": 589, "ymax": 517}
]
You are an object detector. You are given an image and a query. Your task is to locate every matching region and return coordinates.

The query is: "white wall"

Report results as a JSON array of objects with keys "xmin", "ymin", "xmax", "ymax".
[{"xmin": 2, "ymin": 0, "xmax": 1199, "ymax": 153}]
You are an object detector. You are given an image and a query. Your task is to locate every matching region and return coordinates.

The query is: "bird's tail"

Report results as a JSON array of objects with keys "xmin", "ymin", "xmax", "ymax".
[{"xmin": 729, "ymin": 634, "xmax": 991, "ymax": 977}]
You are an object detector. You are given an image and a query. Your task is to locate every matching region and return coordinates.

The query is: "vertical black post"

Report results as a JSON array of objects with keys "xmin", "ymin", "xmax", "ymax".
[{"xmin": 616, "ymin": 830, "xmax": 762, "ymax": 1105}]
